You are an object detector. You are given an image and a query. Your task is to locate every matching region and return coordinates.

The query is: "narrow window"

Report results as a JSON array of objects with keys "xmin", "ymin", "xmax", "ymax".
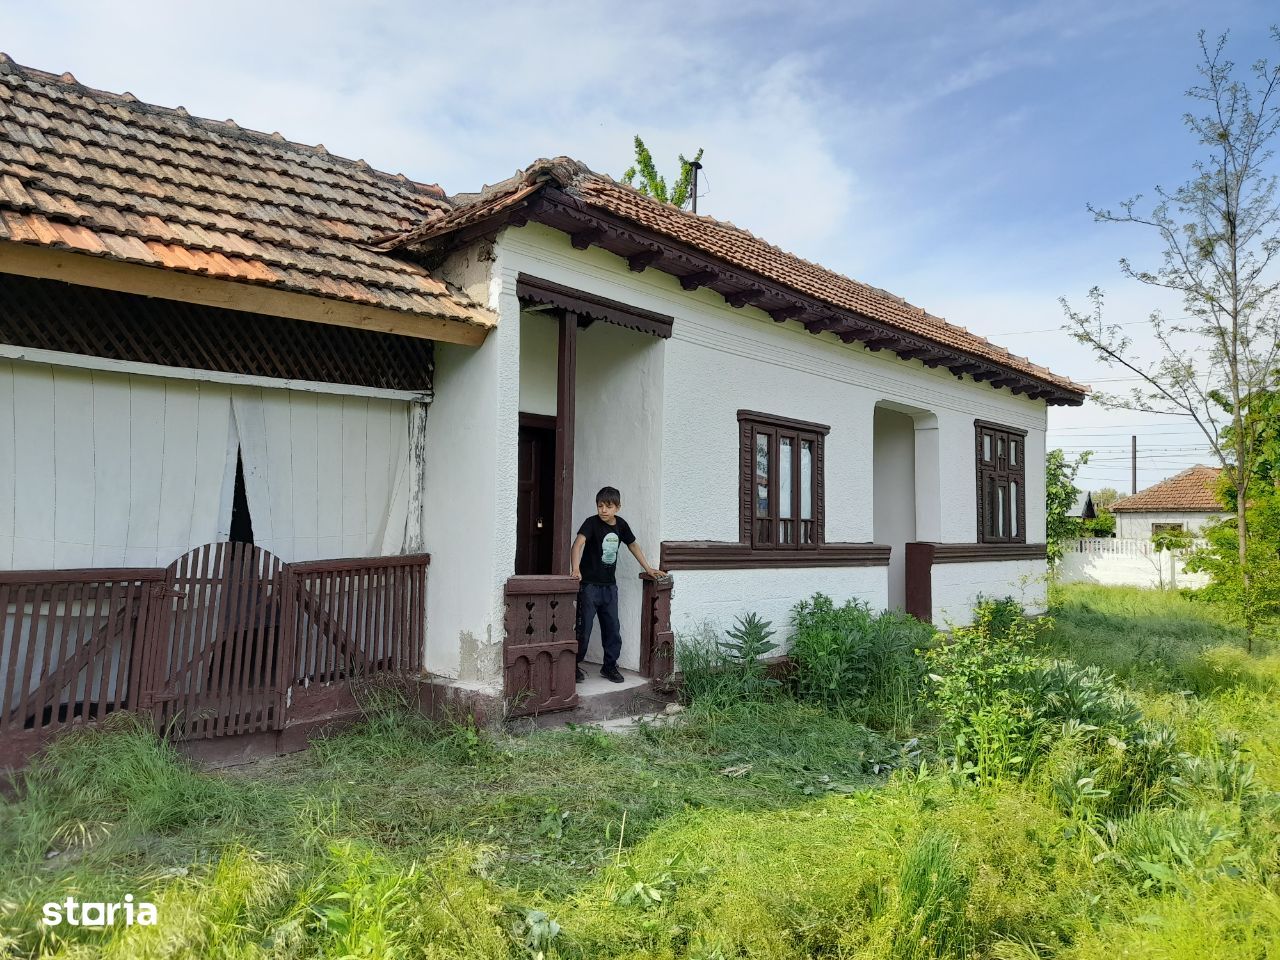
[
  {"xmin": 739, "ymin": 412, "xmax": 828, "ymax": 550},
  {"xmin": 1010, "ymin": 480, "xmax": 1019, "ymax": 538},
  {"xmin": 975, "ymin": 422, "xmax": 1026, "ymax": 544}
]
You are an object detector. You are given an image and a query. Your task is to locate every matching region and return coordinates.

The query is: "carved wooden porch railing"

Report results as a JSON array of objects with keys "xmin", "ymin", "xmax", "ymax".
[
  {"xmin": 639, "ymin": 572, "xmax": 675, "ymax": 680},
  {"xmin": 503, "ymin": 575, "xmax": 579, "ymax": 717}
]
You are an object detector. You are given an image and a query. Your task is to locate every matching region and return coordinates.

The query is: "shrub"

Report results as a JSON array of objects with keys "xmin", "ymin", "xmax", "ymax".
[
  {"xmin": 675, "ymin": 613, "xmax": 781, "ymax": 706},
  {"xmin": 789, "ymin": 593, "xmax": 932, "ymax": 732}
]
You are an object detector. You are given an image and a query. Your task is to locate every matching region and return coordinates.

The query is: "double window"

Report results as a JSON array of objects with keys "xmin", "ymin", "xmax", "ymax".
[
  {"xmin": 738, "ymin": 411, "xmax": 828, "ymax": 549},
  {"xmin": 975, "ymin": 421, "xmax": 1026, "ymax": 544}
]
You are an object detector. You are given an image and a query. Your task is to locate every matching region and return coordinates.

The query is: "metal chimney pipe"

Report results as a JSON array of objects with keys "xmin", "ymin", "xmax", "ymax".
[{"xmin": 690, "ymin": 160, "xmax": 703, "ymax": 214}]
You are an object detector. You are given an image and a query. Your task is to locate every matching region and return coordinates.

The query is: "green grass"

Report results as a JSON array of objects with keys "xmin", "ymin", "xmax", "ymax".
[{"xmin": 0, "ymin": 585, "xmax": 1277, "ymax": 958}]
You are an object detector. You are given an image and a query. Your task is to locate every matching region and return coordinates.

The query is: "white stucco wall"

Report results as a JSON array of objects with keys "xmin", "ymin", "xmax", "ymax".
[
  {"xmin": 518, "ymin": 308, "xmax": 559, "ymax": 417},
  {"xmin": 931, "ymin": 558, "xmax": 1048, "ymax": 625},
  {"xmin": 496, "ymin": 223, "xmax": 1050, "ymax": 649},
  {"xmin": 1115, "ymin": 511, "xmax": 1223, "ymax": 540},
  {"xmin": 873, "ymin": 407, "xmax": 917, "ymax": 610},
  {"xmin": 570, "ymin": 321, "xmax": 665, "ymax": 671},
  {"xmin": 672, "ymin": 566, "xmax": 888, "ymax": 649},
  {"xmin": 420, "ymin": 243, "xmax": 521, "ymax": 685}
]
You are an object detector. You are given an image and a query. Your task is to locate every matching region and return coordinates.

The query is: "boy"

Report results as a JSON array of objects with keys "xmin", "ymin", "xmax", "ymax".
[{"xmin": 570, "ymin": 486, "xmax": 665, "ymax": 683}]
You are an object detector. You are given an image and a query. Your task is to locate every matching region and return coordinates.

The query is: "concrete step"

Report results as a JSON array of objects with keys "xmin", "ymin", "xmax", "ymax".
[{"xmin": 507, "ymin": 663, "xmax": 679, "ymax": 732}]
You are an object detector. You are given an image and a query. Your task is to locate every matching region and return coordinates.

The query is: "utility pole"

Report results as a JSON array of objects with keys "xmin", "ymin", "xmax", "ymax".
[{"xmin": 1131, "ymin": 434, "xmax": 1137, "ymax": 495}]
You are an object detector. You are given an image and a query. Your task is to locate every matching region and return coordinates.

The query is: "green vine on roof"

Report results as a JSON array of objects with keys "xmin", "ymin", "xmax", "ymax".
[{"xmin": 621, "ymin": 135, "xmax": 704, "ymax": 210}]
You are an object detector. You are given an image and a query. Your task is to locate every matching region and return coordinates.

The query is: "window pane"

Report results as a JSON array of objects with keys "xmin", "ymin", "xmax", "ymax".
[
  {"xmin": 998, "ymin": 437, "xmax": 1005, "ymax": 461},
  {"xmin": 1010, "ymin": 440, "xmax": 1018, "ymax": 466},
  {"xmin": 986, "ymin": 476, "xmax": 996, "ymax": 538},
  {"xmin": 983, "ymin": 434, "xmax": 992, "ymax": 461},
  {"xmin": 755, "ymin": 433, "xmax": 770, "ymax": 516},
  {"xmin": 778, "ymin": 437, "xmax": 793, "ymax": 518},
  {"xmin": 998, "ymin": 484, "xmax": 1007, "ymax": 537},
  {"xmin": 1010, "ymin": 481, "xmax": 1018, "ymax": 538},
  {"xmin": 800, "ymin": 440, "xmax": 813, "ymax": 520}
]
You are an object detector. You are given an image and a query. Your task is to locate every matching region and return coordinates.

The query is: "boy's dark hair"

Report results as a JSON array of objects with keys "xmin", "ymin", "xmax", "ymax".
[{"xmin": 595, "ymin": 486, "xmax": 622, "ymax": 506}]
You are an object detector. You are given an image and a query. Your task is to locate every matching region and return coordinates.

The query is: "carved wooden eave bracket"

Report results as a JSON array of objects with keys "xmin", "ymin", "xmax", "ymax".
[{"xmin": 390, "ymin": 170, "xmax": 1085, "ymax": 406}]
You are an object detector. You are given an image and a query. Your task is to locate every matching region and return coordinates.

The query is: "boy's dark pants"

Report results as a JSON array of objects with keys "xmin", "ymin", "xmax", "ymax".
[{"xmin": 576, "ymin": 582, "xmax": 621, "ymax": 672}]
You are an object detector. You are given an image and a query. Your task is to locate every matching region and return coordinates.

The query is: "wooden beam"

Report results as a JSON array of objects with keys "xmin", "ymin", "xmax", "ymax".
[
  {"xmin": 679, "ymin": 270, "xmax": 717, "ymax": 291},
  {"xmin": 725, "ymin": 287, "xmax": 763, "ymax": 308},
  {"xmin": 570, "ymin": 227, "xmax": 604, "ymax": 250},
  {"xmin": 552, "ymin": 311, "xmax": 578, "ymax": 576},
  {"xmin": 804, "ymin": 315, "xmax": 843, "ymax": 335},
  {"xmin": 0, "ymin": 241, "xmax": 490, "ymax": 346},
  {"xmin": 768, "ymin": 305, "xmax": 805, "ymax": 323},
  {"xmin": 627, "ymin": 249, "xmax": 661, "ymax": 272}
]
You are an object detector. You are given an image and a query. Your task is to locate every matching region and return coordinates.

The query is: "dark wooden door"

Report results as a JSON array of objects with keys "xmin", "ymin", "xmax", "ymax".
[{"xmin": 516, "ymin": 419, "xmax": 557, "ymax": 575}]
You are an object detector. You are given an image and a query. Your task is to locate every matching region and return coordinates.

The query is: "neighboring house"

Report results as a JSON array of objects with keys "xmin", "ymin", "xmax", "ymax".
[
  {"xmin": 1068, "ymin": 490, "xmax": 1096, "ymax": 521},
  {"xmin": 0, "ymin": 57, "xmax": 1087, "ymax": 764},
  {"xmin": 1109, "ymin": 466, "xmax": 1226, "ymax": 539}
]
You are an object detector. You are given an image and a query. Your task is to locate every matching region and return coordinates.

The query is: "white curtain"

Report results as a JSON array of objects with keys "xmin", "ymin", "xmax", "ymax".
[
  {"xmin": 0, "ymin": 360, "xmax": 417, "ymax": 570},
  {"xmin": 0, "ymin": 361, "xmax": 232, "ymax": 569},
  {"xmin": 230, "ymin": 388, "xmax": 412, "ymax": 562}
]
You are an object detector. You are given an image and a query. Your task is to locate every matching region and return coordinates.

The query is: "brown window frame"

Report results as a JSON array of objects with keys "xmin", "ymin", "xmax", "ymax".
[
  {"xmin": 738, "ymin": 410, "xmax": 829, "ymax": 551},
  {"xmin": 975, "ymin": 420, "xmax": 1027, "ymax": 544}
]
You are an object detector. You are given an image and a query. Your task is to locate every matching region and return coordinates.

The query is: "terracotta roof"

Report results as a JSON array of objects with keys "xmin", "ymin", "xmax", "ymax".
[
  {"xmin": 1110, "ymin": 465, "xmax": 1225, "ymax": 513},
  {"xmin": 0, "ymin": 55, "xmax": 491, "ymax": 329},
  {"xmin": 387, "ymin": 158, "xmax": 1087, "ymax": 399}
]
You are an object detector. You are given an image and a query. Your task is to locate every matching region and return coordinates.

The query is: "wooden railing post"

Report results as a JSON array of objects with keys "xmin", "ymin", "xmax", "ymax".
[
  {"xmin": 639, "ymin": 572, "xmax": 675, "ymax": 679},
  {"xmin": 503, "ymin": 575, "xmax": 579, "ymax": 716}
]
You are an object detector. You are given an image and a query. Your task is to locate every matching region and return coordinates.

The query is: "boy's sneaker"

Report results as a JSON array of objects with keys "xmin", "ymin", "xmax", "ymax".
[
  {"xmin": 575, "ymin": 665, "xmax": 586, "ymax": 682},
  {"xmin": 601, "ymin": 666, "xmax": 625, "ymax": 683}
]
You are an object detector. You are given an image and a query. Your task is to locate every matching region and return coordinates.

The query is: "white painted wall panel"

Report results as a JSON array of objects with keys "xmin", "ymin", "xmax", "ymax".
[
  {"xmin": 571, "ymin": 321, "xmax": 665, "ymax": 671},
  {"xmin": 671, "ymin": 566, "xmax": 888, "ymax": 648},
  {"xmin": 931, "ymin": 559, "xmax": 1048, "ymax": 624},
  {"xmin": 12, "ymin": 362, "xmax": 56, "ymax": 568},
  {"xmin": 0, "ymin": 361, "xmax": 16, "ymax": 564},
  {"xmin": 519, "ymin": 309, "xmax": 559, "ymax": 416},
  {"xmin": 51, "ymin": 366, "xmax": 95, "ymax": 568}
]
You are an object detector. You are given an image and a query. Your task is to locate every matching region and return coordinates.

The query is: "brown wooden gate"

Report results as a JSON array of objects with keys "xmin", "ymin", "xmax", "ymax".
[{"xmin": 145, "ymin": 542, "xmax": 295, "ymax": 740}]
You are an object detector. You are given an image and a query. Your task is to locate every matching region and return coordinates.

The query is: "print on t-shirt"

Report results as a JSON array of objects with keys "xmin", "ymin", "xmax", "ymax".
[{"xmin": 601, "ymin": 532, "xmax": 620, "ymax": 566}]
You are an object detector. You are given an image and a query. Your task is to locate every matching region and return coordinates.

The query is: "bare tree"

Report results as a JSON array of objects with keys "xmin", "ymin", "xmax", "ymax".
[{"xmin": 1062, "ymin": 30, "xmax": 1280, "ymax": 644}]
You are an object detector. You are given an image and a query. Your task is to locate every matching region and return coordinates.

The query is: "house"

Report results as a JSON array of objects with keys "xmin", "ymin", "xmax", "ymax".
[
  {"xmin": 1068, "ymin": 490, "xmax": 1097, "ymax": 521},
  {"xmin": 1109, "ymin": 465, "xmax": 1225, "ymax": 539},
  {"xmin": 0, "ymin": 56, "xmax": 1087, "ymax": 764}
]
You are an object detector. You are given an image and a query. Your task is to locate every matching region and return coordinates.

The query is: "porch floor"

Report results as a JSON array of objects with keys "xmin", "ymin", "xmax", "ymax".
[{"xmin": 512, "ymin": 661, "xmax": 678, "ymax": 731}]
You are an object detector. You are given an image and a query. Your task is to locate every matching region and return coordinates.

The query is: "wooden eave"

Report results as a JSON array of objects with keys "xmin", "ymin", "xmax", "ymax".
[
  {"xmin": 404, "ymin": 187, "xmax": 1084, "ymax": 405},
  {"xmin": 0, "ymin": 241, "xmax": 491, "ymax": 347}
]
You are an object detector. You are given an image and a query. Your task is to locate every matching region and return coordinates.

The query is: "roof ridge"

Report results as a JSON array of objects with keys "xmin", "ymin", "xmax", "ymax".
[{"xmin": 0, "ymin": 53, "xmax": 449, "ymax": 203}]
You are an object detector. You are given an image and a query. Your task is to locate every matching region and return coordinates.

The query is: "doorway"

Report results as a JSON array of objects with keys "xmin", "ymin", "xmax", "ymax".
[{"xmin": 516, "ymin": 414, "xmax": 557, "ymax": 575}]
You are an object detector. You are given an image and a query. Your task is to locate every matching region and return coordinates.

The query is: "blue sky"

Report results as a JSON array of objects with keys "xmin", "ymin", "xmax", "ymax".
[{"xmin": 5, "ymin": 0, "xmax": 1278, "ymax": 492}]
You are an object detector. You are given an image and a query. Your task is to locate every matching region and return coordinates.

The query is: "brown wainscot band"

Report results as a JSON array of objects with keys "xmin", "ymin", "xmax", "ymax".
[
  {"xmin": 929, "ymin": 543, "xmax": 1047, "ymax": 563},
  {"xmin": 661, "ymin": 541, "xmax": 891, "ymax": 570},
  {"xmin": 904, "ymin": 541, "xmax": 1048, "ymax": 624}
]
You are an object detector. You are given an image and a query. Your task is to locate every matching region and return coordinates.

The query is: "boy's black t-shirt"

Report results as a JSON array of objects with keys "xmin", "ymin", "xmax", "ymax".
[{"xmin": 576, "ymin": 515, "xmax": 636, "ymax": 585}]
